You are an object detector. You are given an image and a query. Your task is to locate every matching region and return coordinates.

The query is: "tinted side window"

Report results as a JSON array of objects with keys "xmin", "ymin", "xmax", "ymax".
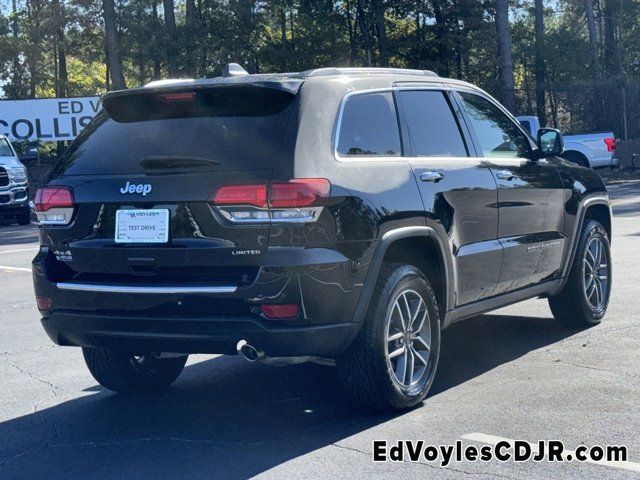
[
  {"xmin": 398, "ymin": 90, "xmax": 467, "ymax": 157},
  {"xmin": 337, "ymin": 92, "xmax": 401, "ymax": 157},
  {"xmin": 459, "ymin": 92, "xmax": 531, "ymax": 158}
]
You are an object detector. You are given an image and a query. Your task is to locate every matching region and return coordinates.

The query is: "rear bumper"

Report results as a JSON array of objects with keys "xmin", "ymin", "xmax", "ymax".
[
  {"xmin": 32, "ymin": 245, "xmax": 369, "ymax": 357},
  {"xmin": 41, "ymin": 311, "xmax": 360, "ymax": 357}
]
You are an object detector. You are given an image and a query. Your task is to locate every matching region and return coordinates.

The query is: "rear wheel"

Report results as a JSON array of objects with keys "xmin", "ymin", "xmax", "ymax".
[
  {"xmin": 82, "ymin": 347, "xmax": 187, "ymax": 394},
  {"xmin": 337, "ymin": 263, "xmax": 441, "ymax": 411},
  {"xmin": 562, "ymin": 151, "xmax": 589, "ymax": 168},
  {"xmin": 549, "ymin": 220, "xmax": 611, "ymax": 327}
]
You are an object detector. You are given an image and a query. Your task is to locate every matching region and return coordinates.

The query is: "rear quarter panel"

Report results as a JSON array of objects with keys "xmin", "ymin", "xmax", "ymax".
[{"xmin": 267, "ymin": 77, "xmax": 428, "ymax": 326}]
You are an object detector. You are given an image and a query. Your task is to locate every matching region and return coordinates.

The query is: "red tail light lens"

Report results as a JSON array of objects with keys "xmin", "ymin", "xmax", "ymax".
[
  {"xmin": 604, "ymin": 137, "xmax": 616, "ymax": 152},
  {"xmin": 34, "ymin": 186, "xmax": 75, "ymax": 225},
  {"xmin": 213, "ymin": 185, "xmax": 268, "ymax": 208},
  {"xmin": 36, "ymin": 297, "xmax": 52, "ymax": 311},
  {"xmin": 260, "ymin": 304, "xmax": 299, "ymax": 319},
  {"xmin": 269, "ymin": 179, "xmax": 330, "ymax": 208},
  {"xmin": 157, "ymin": 92, "xmax": 196, "ymax": 102},
  {"xmin": 212, "ymin": 179, "xmax": 330, "ymax": 223},
  {"xmin": 34, "ymin": 187, "xmax": 74, "ymax": 212}
]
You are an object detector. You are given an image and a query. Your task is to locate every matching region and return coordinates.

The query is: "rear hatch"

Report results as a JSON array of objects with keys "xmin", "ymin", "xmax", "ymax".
[{"xmin": 42, "ymin": 84, "xmax": 299, "ymax": 288}]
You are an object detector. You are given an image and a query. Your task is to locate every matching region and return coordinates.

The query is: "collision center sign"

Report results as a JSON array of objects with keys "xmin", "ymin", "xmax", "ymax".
[{"xmin": 0, "ymin": 96, "xmax": 101, "ymax": 141}]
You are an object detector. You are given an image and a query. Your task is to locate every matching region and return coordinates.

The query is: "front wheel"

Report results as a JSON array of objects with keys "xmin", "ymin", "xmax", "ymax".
[
  {"xmin": 549, "ymin": 220, "xmax": 611, "ymax": 327},
  {"xmin": 83, "ymin": 347, "xmax": 187, "ymax": 394},
  {"xmin": 337, "ymin": 263, "xmax": 441, "ymax": 411}
]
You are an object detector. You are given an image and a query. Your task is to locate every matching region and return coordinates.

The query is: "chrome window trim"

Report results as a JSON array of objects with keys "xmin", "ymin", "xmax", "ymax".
[
  {"xmin": 332, "ymin": 84, "xmax": 462, "ymax": 163},
  {"xmin": 56, "ymin": 283, "xmax": 237, "ymax": 294},
  {"xmin": 452, "ymin": 87, "xmax": 538, "ymax": 153},
  {"xmin": 333, "ymin": 88, "xmax": 399, "ymax": 163}
]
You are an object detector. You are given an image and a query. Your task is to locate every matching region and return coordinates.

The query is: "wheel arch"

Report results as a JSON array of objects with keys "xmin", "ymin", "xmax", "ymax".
[
  {"xmin": 562, "ymin": 147, "xmax": 591, "ymax": 167},
  {"xmin": 352, "ymin": 227, "xmax": 453, "ymax": 326},
  {"xmin": 555, "ymin": 194, "xmax": 611, "ymax": 293},
  {"xmin": 584, "ymin": 203, "xmax": 611, "ymax": 240}
]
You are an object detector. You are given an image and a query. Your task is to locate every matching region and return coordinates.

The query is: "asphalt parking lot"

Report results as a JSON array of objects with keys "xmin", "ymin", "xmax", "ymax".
[{"xmin": 0, "ymin": 181, "xmax": 639, "ymax": 480}]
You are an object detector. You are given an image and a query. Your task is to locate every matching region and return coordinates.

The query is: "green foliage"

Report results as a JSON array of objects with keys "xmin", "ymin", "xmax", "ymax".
[{"xmin": 1, "ymin": 0, "xmax": 639, "ymax": 137}]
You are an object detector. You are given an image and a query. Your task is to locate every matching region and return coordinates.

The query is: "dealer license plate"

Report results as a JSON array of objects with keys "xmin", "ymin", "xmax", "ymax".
[{"xmin": 115, "ymin": 209, "xmax": 169, "ymax": 244}]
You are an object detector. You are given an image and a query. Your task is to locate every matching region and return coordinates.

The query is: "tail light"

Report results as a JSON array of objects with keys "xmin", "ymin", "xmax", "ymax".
[
  {"xmin": 260, "ymin": 304, "xmax": 299, "ymax": 319},
  {"xmin": 34, "ymin": 186, "xmax": 75, "ymax": 225},
  {"xmin": 214, "ymin": 185, "xmax": 268, "ymax": 208},
  {"xmin": 604, "ymin": 137, "xmax": 616, "ymax": 152},
  {"xmin": 212, "ymin": 179, "xmax": 330, "ymax": 223},
  {"xmin": 157, "ymin": 92, "xmax": 196, "ymax": 102},
  {"xmin": 269, "ymin": 179, "xmax": 330, "ymax": 208},
  {"xmin": 36, "ymin": 296, "xmax": 52, "ymax": 311}
]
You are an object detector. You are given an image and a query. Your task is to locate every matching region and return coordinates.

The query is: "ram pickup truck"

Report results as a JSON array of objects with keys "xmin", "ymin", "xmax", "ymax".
[
  {"xmin": 0, "ymin": 135, "xmax": 30, "ymax": 225},
  {"xmin": 32, "ymin": 67, "xmax": 612, "ymax": 411},
  {"xmin": 517, "ymin": 115, "xmax": 617, "ymax": 169}
]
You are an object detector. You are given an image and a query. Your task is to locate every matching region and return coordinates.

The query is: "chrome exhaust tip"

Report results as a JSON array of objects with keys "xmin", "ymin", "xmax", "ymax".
[{"xmin": 237, "ymin": 340, "xmax": 264, "ymax": 362}]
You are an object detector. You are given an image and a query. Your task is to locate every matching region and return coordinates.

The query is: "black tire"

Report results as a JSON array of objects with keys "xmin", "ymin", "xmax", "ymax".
[
  {"xmin": 82, "ymin": 347, "xmax": 187, "ymax": 394},
  {"xmin": 16, "ymin": 207, "xmax": 30, "ymax": 226},
  {"xmin": 549, "ymin": 220, "xmax": 611, "ymax": 328},
  {"xmin": 562, "ymin": 151, "xmax": 589, "ymax": 168},
  {"xmin": 337, "ymin": 263, "xmax": 441, "ymax": 412}
]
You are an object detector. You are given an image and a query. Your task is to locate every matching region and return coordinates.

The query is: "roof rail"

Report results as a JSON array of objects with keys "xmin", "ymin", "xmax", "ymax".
[{"xmin": 303, "ymin": 67, "xmax": 438, "ymax": 78}]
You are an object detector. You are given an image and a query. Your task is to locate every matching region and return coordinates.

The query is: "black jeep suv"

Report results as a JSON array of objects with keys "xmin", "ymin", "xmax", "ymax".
[{"xmin": 32, "ymin": 67, "xmax": 612, "ymax": 411}]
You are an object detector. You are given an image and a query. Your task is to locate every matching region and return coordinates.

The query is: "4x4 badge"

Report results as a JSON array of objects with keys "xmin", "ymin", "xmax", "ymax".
[{"xmin": 120, "ymin": 181, "xmax": 152, "ymax": 196}]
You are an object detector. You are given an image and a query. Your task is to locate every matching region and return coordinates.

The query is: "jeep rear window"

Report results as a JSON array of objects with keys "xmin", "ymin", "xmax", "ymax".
[
  {"xmin": 52, "ymin": 87, "xmax": 296, "ymax": 176},
  {"xmin": 337, "ymin": 92, "xmax": 401, "ymax": 157}
]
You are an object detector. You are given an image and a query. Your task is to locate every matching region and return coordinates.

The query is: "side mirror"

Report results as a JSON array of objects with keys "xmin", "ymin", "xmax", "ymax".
[{"xmin": 537, "ymin": 128, "xmax": 563, "ymax": 158}]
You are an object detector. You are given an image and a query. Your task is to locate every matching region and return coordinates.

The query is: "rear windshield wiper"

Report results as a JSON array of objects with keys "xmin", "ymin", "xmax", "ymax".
[{"xmin": 140, "ymin": 156, "xmax": 221, "ymax": 169}]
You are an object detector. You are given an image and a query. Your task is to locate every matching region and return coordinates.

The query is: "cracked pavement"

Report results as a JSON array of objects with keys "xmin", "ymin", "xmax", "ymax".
[{"xmin": 0, "ymin": 181, "xmax": 639, "ymax": 479}]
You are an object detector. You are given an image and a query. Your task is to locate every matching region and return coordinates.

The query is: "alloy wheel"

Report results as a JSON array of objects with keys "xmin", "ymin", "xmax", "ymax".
[
  {"xmin": 583, "ymin": 237, "xmax": 609, "ymax": 310},
  {"xmin": 385, "ymin": 289, "xmax": 432, "ymax": 390}
]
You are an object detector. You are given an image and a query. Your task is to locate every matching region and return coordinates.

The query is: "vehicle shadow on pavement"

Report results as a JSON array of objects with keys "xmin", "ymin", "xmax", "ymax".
[
  {"xmin": 0, "ymin": 313, "xmax": 577, "ymax": 480},
  {"xmin": 431, "ymin": 313, "xmax": 574, "ymax": 396}
]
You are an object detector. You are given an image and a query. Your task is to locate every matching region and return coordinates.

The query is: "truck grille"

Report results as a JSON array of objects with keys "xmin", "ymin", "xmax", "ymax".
[
  {"xmin": 13, "ymin": 190, "xmax": 27, "ymax": 201},
  {"xmin": 0, "ymin": 168, "xmax": 8, "ymax": 188},
  {"xmin": 0, "ymin": 194, "xmax": 9, "ymax": 204}
]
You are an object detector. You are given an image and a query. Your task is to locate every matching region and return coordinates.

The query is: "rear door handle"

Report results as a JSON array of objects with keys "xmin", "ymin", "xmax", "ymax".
[
  {"xmin": 419, "ymin": 171, "xmax": 444, "ymax": 183},
  {"xmin": 495, "ymin": 170, "xmax": 518, "ymax": 181}
]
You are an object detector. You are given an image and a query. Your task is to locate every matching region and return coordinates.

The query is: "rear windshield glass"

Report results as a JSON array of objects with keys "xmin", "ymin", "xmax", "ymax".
[{"xmin": 53, "ymin": 87, "xmax": 296, "ymax": 176}]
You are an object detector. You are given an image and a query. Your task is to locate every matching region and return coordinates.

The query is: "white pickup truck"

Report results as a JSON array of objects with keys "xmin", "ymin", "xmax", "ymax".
[
  {"xmin": 517, "ymin": 116, "xmax": 618, "ymax": 169},
  {"xmin": 0, "ymin": 135, "xmax": 30, "ymax": 225}
]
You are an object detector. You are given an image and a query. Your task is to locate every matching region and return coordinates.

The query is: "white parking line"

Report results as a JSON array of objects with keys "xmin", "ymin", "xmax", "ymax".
[
  {"xmin": 0, "ymin": 229, "xmax": 34, "ymax": 234},
  {"xmin": 0, "ymin": 265, "xmax": 31, "ymax": 272},
  {"xmin": 462, "ymin": 432, "xmax": 640, "ymax": 473},
  {"xmin": 0, "ymin": 247, "xmax": 38, "ymax": 254}
]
